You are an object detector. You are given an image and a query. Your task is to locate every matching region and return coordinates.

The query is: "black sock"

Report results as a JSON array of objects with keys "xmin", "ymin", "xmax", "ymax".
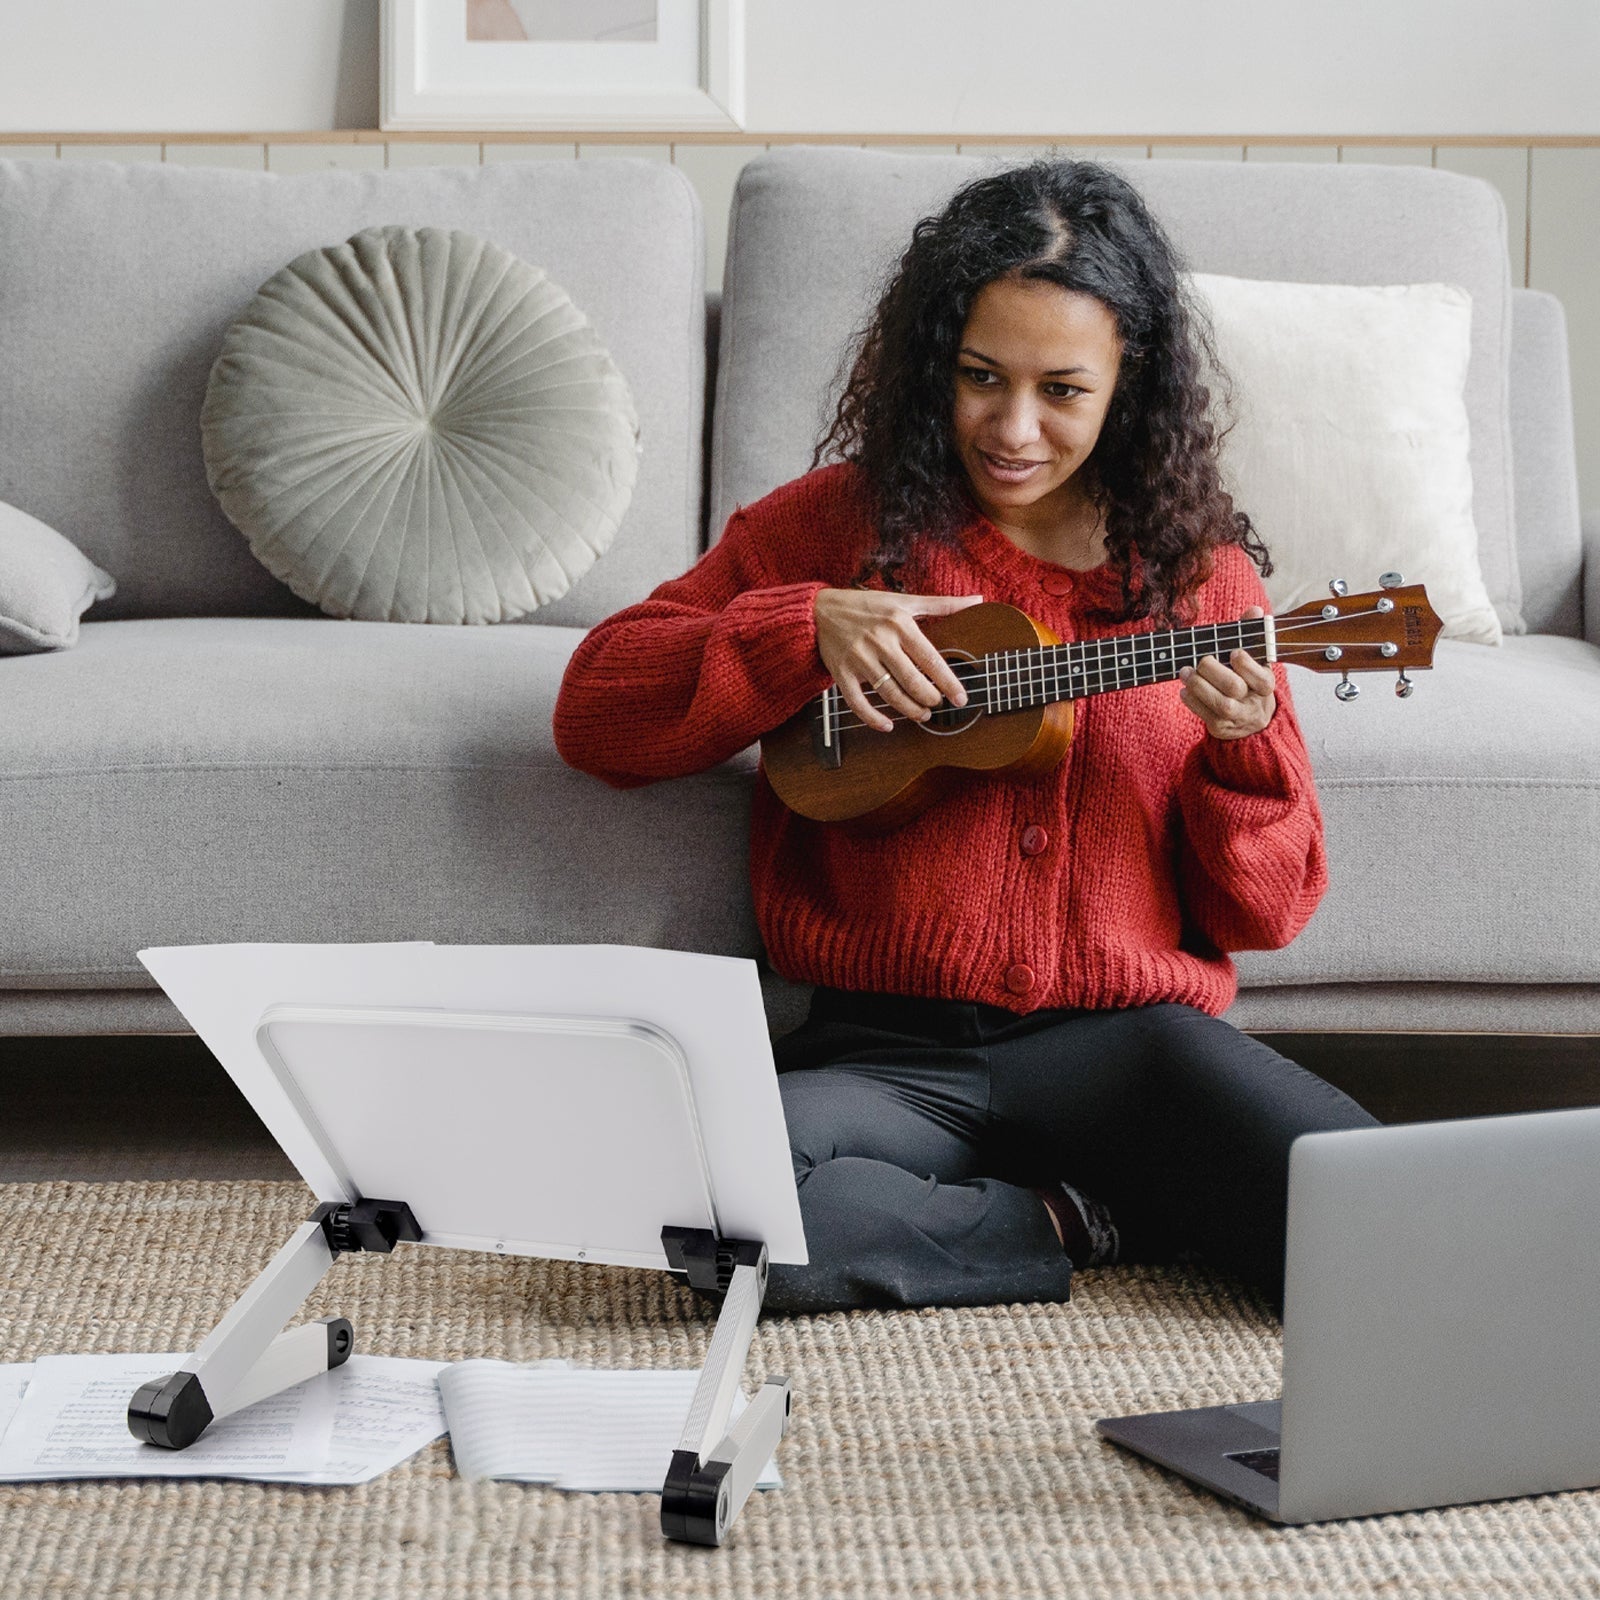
[{"xmin": 1035, "ymin": 1181, "xmax": 1120, "ymax": 1267}]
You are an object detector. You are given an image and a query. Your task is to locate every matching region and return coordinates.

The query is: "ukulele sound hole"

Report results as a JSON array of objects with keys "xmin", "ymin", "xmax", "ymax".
[
  {"xmin": 921, "ymin": 699, "xmax": 980, "ymax": 735},
  {"xmin": 919, "ymin": 650, "xmax": 982, "ymax": 737}
]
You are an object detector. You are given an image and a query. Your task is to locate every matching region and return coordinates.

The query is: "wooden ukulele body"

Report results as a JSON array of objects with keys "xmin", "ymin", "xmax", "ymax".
[{"xmin": 761, "ymin": 603, "xmax": 1075, "ymax": 830}]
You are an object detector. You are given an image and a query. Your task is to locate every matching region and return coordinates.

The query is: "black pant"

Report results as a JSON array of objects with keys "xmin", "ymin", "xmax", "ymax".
[{"xmin": 764, "ymin": 989, "xmax": 1379, "ymax": 1316}]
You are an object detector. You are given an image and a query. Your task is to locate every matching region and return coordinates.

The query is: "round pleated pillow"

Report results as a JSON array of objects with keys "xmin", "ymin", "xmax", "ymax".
[{"xmin": 201, "ymin": 226, "xmax": 639, "ymax": 624}]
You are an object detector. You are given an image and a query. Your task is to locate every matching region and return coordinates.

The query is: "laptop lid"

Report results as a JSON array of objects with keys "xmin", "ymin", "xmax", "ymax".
[{"xmin": 1277, "ymin": 1105, "xmax": 1600, "ymax": 1523}]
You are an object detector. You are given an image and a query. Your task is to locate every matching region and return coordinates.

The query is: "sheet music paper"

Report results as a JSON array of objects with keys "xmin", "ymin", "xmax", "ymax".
[
  {"xmin": 253, "ymin": 1355, "xmax": 449, "ymax": 1485},
  {"xmin": 0, "ymin": 1355, "xmax": 447, "ymax": 1485},
  {"xmin": 136, "ymin": 942, "xmax": 440, "ymax": 1200},
  {"xmin": 138, "ymin": 943, "xmax": 806, "ymax": 1267},
  {"xmin": 0, "ymin": 1354, "xmax": 335, "ymax": 1480},
  {"xmin": 0, "ymin": 1355, "xmax": 776, "ymax": 1491},
  {"xmin": 440, "ymin": 1361, "xmax": 782, "ymax": 1492},
  {"xmin": 439, "ymin": 1359, "xmax": 577, "ymax": 1483}
]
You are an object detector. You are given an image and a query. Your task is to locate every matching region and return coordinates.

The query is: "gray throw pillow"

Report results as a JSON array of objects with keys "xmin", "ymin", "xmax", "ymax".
[
  {"xmin": 201, "ymin": 226, "xmax": 640, "ymax": 624},
  {"xmin": 0, "ymin": 500, "xmax": 116, "ymax": 654}
]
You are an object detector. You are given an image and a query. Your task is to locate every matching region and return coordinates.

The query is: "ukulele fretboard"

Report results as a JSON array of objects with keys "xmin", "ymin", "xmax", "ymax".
[{"xmin": 955, "ymin": 615, "xmax": 1275, "ymax": 714}]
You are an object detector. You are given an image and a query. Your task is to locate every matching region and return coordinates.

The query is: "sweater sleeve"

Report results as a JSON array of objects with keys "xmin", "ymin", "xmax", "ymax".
[
  {"xmin": 552, "ymin": 505, "xmax": 836, "ymax": 788},
  {"xmin": 1174, "ymin": 559, "xmax": 1329, "ymax": 952}
]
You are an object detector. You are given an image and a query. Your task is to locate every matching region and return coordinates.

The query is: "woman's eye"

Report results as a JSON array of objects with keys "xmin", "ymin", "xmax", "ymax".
[
  {"xmin": 960, "ymin": 366, "xmax": 997, "ymax": 385},
  {"xmin": 1044, "ymin": 383, "xmax": 1083, "ymax": 399}
]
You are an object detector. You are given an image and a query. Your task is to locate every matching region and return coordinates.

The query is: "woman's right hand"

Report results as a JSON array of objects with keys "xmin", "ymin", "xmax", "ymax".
[{"xmin": 814, "ymin": 588, "xmax": 984, "ymax": 733}]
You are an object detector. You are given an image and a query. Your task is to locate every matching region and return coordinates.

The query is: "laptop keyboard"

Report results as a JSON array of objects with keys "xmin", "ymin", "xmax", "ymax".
[{"xmin": 1225, "ymin": 1447, "xmax": 1282, "ymax": 1481}]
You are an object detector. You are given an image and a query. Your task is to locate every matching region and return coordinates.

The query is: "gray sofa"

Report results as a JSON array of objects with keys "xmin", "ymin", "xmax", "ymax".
[{"xmin": 2, "ymin": 149, "xmax": 1596, "ymax": 1041}]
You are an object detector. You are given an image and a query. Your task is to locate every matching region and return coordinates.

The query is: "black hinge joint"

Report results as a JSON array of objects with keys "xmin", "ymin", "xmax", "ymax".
[
  {"xmin": 313, "ymin": 1198, "xmax": 422, "ymax": 1255},
  {"xmin": 660, "ymin": 1225, "xmax": 764, "ymax": 1299}
]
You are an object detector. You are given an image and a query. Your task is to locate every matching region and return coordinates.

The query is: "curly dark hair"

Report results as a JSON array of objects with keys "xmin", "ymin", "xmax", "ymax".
[{"xmin": 812, "ymin": 158, "xmax": 1271, "ymax": 627}]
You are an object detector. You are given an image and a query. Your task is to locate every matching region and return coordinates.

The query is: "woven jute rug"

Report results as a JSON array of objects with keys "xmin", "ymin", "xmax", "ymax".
[{"xmin": 0, "ymin": 1182, "xmax": 1596, "ymax": 1600}]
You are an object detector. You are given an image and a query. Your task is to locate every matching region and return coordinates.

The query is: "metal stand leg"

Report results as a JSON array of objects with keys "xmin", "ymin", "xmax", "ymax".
[
  {"xmin": 659, "ymin": 1231, "xmax": 791, "ymax": 1546},
  {"xmin": 129, "ymin": 1221, "xmax": 346, "ymax": 1449},
  {"xmin": 127, "ymin": 1200, "xmax": 418, "ymax": 1449}
]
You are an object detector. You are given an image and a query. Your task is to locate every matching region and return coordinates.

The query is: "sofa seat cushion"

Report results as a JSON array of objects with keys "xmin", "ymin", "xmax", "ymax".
[
  {"xmin": 8, "ymin": 622, "xmax": 1590, "ymax": 998},
  {"xmin": 1237, "ymin": 634, "xmax": 1600, "ymax": 988},
  {"xmin": 0, "ymin": 618, "xmax": 756, "ymax": 988}
]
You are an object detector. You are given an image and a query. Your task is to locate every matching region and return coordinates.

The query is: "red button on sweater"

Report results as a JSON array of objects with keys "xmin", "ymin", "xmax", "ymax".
[{"xmin": 553, "ymin": 463, "xmax": 1327, "ymax": 1017}]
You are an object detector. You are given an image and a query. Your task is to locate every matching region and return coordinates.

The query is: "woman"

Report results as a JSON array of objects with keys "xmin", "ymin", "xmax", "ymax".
[{"xmin": 553, "ymin": 159, "xmax": 1378, "ymax": 1316}]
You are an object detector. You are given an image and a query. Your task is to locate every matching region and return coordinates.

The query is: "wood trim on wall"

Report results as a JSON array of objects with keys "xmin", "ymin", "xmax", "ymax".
[{"xmin": 3, "ymin": 131, "xmax": 1599, "ymax": 146}]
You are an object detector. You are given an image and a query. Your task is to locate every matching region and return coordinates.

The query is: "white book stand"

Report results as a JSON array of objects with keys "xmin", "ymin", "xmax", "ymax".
[{"xmin": 124, "ymin": 959, "xmax": 805, "ymax": 1549}]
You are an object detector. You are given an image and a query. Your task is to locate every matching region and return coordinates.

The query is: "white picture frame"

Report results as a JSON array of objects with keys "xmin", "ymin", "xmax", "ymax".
[{"xmin": 382, "ymin": 0, "xmax": 746, "ymax": 132}]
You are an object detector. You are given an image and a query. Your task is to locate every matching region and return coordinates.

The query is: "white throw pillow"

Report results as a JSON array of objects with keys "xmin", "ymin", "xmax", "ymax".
[
  {"xmin": 1190, "ymin": 273, "xmax": 1499, "ymax": 645},
  {"xmin": 0, "ymin": 499, "xmax": 116, "ymax": 653}
]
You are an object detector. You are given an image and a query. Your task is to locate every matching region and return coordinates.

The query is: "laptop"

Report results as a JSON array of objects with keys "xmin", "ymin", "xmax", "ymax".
[{"xmin": 1097, "ymin": 1105, "xmax": 1600, "ymax": 1523}]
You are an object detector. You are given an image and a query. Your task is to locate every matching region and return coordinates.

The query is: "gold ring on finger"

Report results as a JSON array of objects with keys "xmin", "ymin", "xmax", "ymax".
[{"xmin": 870, "ymin": 671, "xmax": 893, "ymax": 692}]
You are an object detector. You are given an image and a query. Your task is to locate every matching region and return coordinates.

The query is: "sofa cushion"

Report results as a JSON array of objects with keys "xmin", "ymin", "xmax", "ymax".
[
  {"xmin": 0, "ymin": 499, "xmax": 116, "ymax": 653},
  {"xmin": 0, "ymin": 618, "xmax": 756, "ymax": 989},
  {"xmin": 1192, "ymin": 273, "xmax": 1496, "ymax": 645},
  {"xmin": 712, "ymin": 149, "xmax": 1521, "ymax": 634},
  {"xmin": 3, "ymin": 624, "xmax": 1595, "ymax": 998},
  {"xmin": 0, "ymin": 157, "xmax": 701, "ymax": 628},
  {"xmin": 1235, "ymin": 633, "xmax": 1600, "ymax": 989},
  {"xmin": 202, "ymin": 225, "xmax": 639, "ymax": 624}
]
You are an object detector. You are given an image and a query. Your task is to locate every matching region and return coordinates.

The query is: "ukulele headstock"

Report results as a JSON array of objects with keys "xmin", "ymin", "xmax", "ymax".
[{"xmin": 1275, "ymin": 574, "xmax": 1442, "ymax": 700}]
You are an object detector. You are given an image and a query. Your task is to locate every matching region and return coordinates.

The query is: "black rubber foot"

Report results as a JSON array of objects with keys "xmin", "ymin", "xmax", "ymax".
[
  {"xmin": 128, "ymin": 1370, "xmax": 213, "ymax": 1450},
  {"xmin": 660, "ymin": 1447, "xmax": 733, "ymax": 1546}
]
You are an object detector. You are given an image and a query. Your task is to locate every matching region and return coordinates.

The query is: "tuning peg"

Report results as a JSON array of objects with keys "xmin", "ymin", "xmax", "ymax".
[
  {"xmin": 1335, "ymin": 674, "xmax": 1359, "ymax": 703},
  {"xmin": 1379, "ymin": 571, "xmax": 1404, "ymax": 589},
  {"xmin": 1395, "ymin": 671, "xmax": 1414, "ymax": 699},
  {"xmin": 1329, "ymin": 578, "xmax": 1349, "ymax": 597}
]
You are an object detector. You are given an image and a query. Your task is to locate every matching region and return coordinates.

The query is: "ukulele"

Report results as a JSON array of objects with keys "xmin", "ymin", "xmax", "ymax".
[{"xmin": 761, "ymin": 575, "xmax": 1443, "ymax": 829}]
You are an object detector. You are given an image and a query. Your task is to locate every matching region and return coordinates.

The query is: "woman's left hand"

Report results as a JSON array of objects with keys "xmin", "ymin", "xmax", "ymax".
[{"xmin": 1178, "ymin": 605, "xmax": 1277, "ymax": 741}]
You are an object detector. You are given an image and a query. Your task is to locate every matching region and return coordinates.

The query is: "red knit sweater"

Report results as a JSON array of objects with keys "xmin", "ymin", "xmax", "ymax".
[{"xmin": 553, "ymin": 464, "xmax": 1327, "ymax": 1016}]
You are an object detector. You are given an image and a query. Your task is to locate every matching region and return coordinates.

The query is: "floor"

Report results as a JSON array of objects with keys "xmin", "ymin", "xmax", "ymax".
[
  {"xmin": 2, "ymin": 1031, "xmax": 1598, "ymax": 1184},
  {"xmin": 0, "ymin": 1035, "xmax": 296, "ymax": 1182},
  {"xmin": 2, "ymin": 1036, "xmax": 1599, "ymax": 1600}
]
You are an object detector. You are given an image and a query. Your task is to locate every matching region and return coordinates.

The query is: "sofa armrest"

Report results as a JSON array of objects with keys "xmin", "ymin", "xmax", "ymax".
[
  {"xmin": 1511, "ymin": 289, "xmax": 1584, "ymax": 637},
  {"xmin": 1586, "ymin": 509, "xmax": 1600, "ymax": 647}
]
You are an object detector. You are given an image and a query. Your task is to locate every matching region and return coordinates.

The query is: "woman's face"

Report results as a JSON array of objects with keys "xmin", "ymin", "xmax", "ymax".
[{"xmin": 951, "ymin": 276, "xmax": 1123, "ymax": 531}]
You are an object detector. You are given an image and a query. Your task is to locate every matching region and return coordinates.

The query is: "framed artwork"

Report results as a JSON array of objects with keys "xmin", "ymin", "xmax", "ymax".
[{"xmin": 381, "ymin": 0, "xmax": 746, "ymax": 131}]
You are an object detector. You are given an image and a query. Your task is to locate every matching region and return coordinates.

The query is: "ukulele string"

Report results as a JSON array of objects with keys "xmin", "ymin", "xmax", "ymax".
[
  {"xmin": 1271, "ymin": 603, "xmax": 1390, "ymax": 635},
  {"xmin": 814, "ymin": 608, "xmax": 1393, "ymax": 736}
]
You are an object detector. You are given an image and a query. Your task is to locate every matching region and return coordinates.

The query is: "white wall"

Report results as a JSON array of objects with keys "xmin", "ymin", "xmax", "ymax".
[
  {"xmin": 0, "ymin": 0, "xmax": 1594, "ymax": 134},
  {"xmin": 0, "ymin": 0, "xmax": 381, "ymax": 132},
  {"xmin": 747, "ymin": 1, "xmax": 1600, "ymax": 137}
]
